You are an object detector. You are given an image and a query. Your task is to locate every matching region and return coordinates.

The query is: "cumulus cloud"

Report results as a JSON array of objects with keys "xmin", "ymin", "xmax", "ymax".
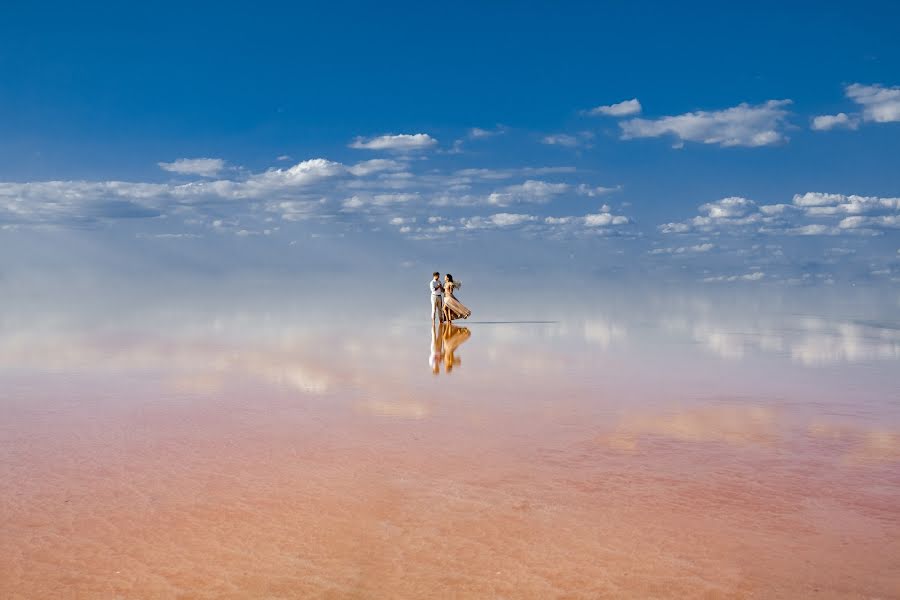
[
  {"xmin": 583, "ymin": 212, "xmax": 630, "ymax": 226},
  {"xmin": 581, "ymin": 204, "xmax": 631, "ymax": 227},
  {"xmin": 619, "ymin": 100, "xmax": 792, "ymax": 147},
  {"xmin": 487, "ymin": 180, "xmax": 569, "ymax": 206},
  {"xmin": 585, "ymin": 98, "xmax": 642, "ymax": 117},
  {"xmin": 158, "ymin": 158, "xmax": 225, "ymax": 177},
  {"xmin": 346, "ymin": 159, "xmax": 405, "ymax": 176},
  {"xmin": 0, "ymin": 153, "xmax": 629, "ymax": 243},
  {"xmin": 0, "ymin": 158, "xmax": 355, "ymax": 229},
  {"xmin": 460, "ymin": 213, "xmax": 537, "ymax": 229},
  {"xmin": 349, "ymin": 133, "xmax": 438, "ymax": 151},
  {"xmin": 660, "ymin": 192, "xmax": 900, "ymax": 236},
  {"xmin": 811, "ymin": 112, "xmax": 859, "ymax": 131},
  {"xmin": 846, "ymin": 83, "xmax": 900, "ymax": 123},
  {"xmin": 248, "ymin": 158, "xmax": 345, "ymax": 189}
]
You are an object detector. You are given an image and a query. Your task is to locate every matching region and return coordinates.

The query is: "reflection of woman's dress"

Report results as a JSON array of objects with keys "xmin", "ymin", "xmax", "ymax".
[
  {"xmin": 443, "ymin": 282, "xmax": 471, "ymax": 321},
  {"xmin": 441, "ymin": 323, "xmax": 470, "ymax": 372}
]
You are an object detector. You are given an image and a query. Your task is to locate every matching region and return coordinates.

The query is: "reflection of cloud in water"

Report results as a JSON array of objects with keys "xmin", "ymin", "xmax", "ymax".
[
  {"xmin": 583, "ymin": 318, "xmax": 627, "ymax": 348},
  {"xmin": 0, "ymin": 333, "xmax": 334, "ymax": 395},
  {"xmin": 663, "ymin": 314, "xmax": 900, "ymax": 366},
  {"xmin": 600, "ymin": 405, "xmax": 900, "ymax": 467},
  {"xmin": 243, "ymin": 358, "xmax": 331, "ymax": 393},
  {"xmin": 791, "ymin": 320, "xmax": 900, "ymax": 366},
  {"xmin": 358, "ymin": 399, "xmax": 429, "ymax": 419},
  {"xmin": 601, "ymin": 405, "xmax": 780, "ymax": 451},
  {"xmin": 808, "ymin": 421, "xmax": 900, "ymax": 464}
]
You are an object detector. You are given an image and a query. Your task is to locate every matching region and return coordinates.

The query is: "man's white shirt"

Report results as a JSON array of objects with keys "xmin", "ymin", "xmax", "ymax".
[{"xmin": 430, "ymin": 279, "xmax": 443, "ymax": 296}]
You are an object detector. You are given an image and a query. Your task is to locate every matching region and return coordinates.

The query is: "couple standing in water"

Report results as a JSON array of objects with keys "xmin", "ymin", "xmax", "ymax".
[
  {"xmin": 429, "ymin": 271, "xmax": 471, "ymax": 324},
  {"xmin": 429, "ymin": 271, "xmax": 472, "ymax": 374},
  {"xmin": 429, "ymin": 271, "xmax": 471, "ymax": 374}
]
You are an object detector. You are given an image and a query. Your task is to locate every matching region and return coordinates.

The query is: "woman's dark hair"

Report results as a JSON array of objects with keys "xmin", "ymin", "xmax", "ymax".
[{"xmin": 445, "ymin": 274, "xmax": 453, "ymax": 282}]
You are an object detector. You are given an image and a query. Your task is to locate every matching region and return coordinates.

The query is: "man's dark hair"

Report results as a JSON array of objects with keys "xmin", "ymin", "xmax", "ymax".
[{"xmin": 433, "ymin": 272, "xmax": 440, "ymax": 277}]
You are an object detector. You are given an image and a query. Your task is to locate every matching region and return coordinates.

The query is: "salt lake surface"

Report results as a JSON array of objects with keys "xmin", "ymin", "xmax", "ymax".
[{"xmin": 1, "ymin": 284, "xmax": 898, "ymax": 598}]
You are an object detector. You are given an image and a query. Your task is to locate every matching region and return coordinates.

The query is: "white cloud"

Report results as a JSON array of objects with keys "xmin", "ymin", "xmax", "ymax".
[
  {"xmin": 158, "ymin": 158, "xmax": 225, "ymax": 177},
  {"xmin": 659, "ymin": 222, "xmax": 692, "ymax": 234},
  {"xmin": 793, "ymin": 193, "xmax": 900, "ymax": 215},
  {"xmin": 542, "ymin": 134, "xmax": 580, "ymax": 147},
  {"xmin": 700, "ymin": 196, "xmax": 756, "ymax": 218},
  {"xmin": 372, "ymin": 193, "xmax": 418, "ymax": 205},
  {"xmin": 619, "ymin": 100, "xmax": 792, "ymax": 147},
  {"xmin": 661, "ymin": 192, "xmax": 900, "ymax": 237},
  {"xmin": 846, "ymin": 83, "xmax": 900, "ymax": 123},
  {"xmin": 786, "ymin": 224, "xmax": 838, "ymax": 236},
  {"xmin": 584, "ymin": 212, "xmax": 630, "ymax": 227},
  {"xmin": 0, "ymin": 157, "xmax": 355, "ymax": 229},
  {"xmin": 346, "ymin": 159, "xmax": 404, "ymax": 176},
  {"xmin": 487, "ymin": 180, "xmax": 569, "ymax": 206},
  {"xmin": 649, "ymin": 243, "xmax": 714, "ymax": 255},
  {"xmin": 452, "ymin": 166, "xmax": 577, "ymax": 182},
  {"xmin": 0, "ymin": 157, "xmax": 604, "ymax": 243},
  {"xmin": 136, "ymin": 233, "xmax": 202, "ymax": 239},
  {"xmin": 341, "ymin": 193, "xmax": 419, "ymax": 209},
  {"xmin": 838, "ymin": 215, "xmax": 900, "ymax": 230},
  {"xmin": 460, "ymin": 213, "xmax": 537, "ymax": 229},
  {"xmin": 541, "ymin": 132, "xmax": 594, "ymax": 148},
  {"xmin": 349, "ymin": 133, "xmax": 438, "ymax": 151},
  {"xmin": 703, "ymin": 271, "xmax": 765, "ymax": 283},
  {"xmin": 268, "ymin": 200, "xmax": 325, "ymax": 222},
  {"xmin": 576, "ymin": 184, "xmax": 619, "ymax": 197},
  {"xmin": 811, "ymin": 112, "xmax": 859, "ymax": 131},
  {"xmin": 246, "ymin": 159, "xmax": 345, "ymax": 193},
  {"xmin": 468, "ymin": 126, "xmax": 507, "ymax": 139},
  {"xmin": 341, "ymin": 195, "xmax": 365, "ymax": 210},
  {"xmin": 586, "ymin": 98, "xmax": 642, "ymax": 117},
  {"xmin": 792, "ymin": 192, "xmax": 846, "ymax": 207}
]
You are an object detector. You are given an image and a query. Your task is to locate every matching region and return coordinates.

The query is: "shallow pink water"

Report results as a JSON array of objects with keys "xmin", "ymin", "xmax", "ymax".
[{"xmin": 1, "ymin": 297, "xmax": 899, "ymax": 598}]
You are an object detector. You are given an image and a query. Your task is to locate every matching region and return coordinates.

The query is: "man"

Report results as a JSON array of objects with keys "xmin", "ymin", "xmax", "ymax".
[{"xmin": 430, "ymin": 271, "xmax": 444, "ymax": 323}]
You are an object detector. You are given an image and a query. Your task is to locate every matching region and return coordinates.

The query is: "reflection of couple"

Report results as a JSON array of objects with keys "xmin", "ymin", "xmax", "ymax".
[
  {"xmin": 430, "ymin": 322, "xmax": 471, "ymax": 374},
  {"xmin": 429, "ymin": 271, "xmax": 472, "ymax": 324}
]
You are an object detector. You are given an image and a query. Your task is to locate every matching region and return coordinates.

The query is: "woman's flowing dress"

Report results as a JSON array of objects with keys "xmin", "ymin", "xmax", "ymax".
[
  {"xmin": 443, "ymin": 282, "xmax": 471, "ymax": 321},
  {"xmin": 441, "ymin": 323, "xmax": 470, "ymax": 372}
]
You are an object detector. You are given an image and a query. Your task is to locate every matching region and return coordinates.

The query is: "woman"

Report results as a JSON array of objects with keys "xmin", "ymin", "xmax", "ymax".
[{"xmin": 442, "ymin": 273, "xmax": 471, "ymax": 322}]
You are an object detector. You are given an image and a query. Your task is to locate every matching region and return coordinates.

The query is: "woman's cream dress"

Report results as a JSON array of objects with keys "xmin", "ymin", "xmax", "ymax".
[{"xmin": 443, "ymin": 281, "xmax": 471, "ymax": 321}]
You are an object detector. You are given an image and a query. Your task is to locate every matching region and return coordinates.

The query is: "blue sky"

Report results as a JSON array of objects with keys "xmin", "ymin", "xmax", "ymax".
[{"xmin": 1, "ymin": 1, "xmax": 899, "ymax": 286}]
